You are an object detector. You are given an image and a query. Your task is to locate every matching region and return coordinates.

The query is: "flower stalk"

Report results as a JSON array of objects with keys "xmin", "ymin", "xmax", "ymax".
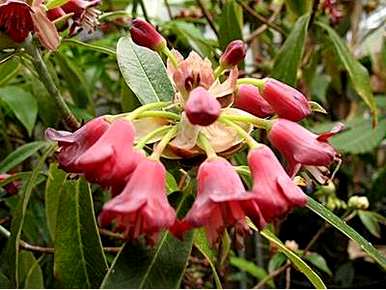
[
  {"xmin": 197, "ymin": 133, "xmax": 217, "ymax": 159},
  {"xmin": 150, "ymin": 126, "xmax": 178, "ymax": 160},
  {"xmin": 135, "ymin": 125, "xmax": 173, "ymax": 150},
  {"xmin": 218, "ymin": 117, "xmax": 260, "ymax": 149},
  {"xmin": 220, "ymin": 113, "xmax": 273, "ymax": 130},
  {"xmin": 237, "ymin": 78, "xmax": 265, "ymax": 89}
]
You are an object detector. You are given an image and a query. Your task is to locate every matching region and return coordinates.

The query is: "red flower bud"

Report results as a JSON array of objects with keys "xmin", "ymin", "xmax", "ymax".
[
  {"xmin": 76, "ymin": 119, "xmax": 145, "ymax": 189},
  {"xmin": 45, "ymin": 117, "xmax": 110, "ymax": 173},
  {"xmin": 172, "ymin": 157, "xmax": 266, "ymax": 244},
  {"xmin": 234, "ymin": 84, "xmax": 274, "ymax": 118},
  {"xmin": 219, "ymin": 40, "xmax": 246, "ymax": 68},
  {"xmin": 99, "ymin": 158, "xmax": 176, "ymax": 244},
  {"xmin": 0, "ymin": 0, "xmax": 34, "ymax": 43},
  {"xmin": 130, "ymin": 18, "xmax": 166, "ymax": 51},
  {"xmin": 247, "ymin": 145, "xmax": 307, "ymax": 223},
  {"xmin": 185, "ymin": 87, "xmax": 221, "ymax": 126},
  {"xmin": 268, "ymin": 119, "xmax": 342, "ymax": 179},
  {"xmin": 0, "ymin": 173, "xmax": 20, "ymax": 195},
  {"xmin": 261, "ymin": 78, "xmax": 311, "ymax": 121}
]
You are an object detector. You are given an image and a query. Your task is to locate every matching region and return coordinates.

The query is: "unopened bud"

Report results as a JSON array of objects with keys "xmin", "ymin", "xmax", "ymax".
[
  {"xmin": 130, "ymin": 18, "xmax": 166, "ymax": 51},
  {"xmin": 348, "ymin": 196, "xmax": 369, "ymax": 210},
  {"xmin": 219, "ymin": 40, "xmax": 246, "ymax": 68},
  {"xmin": 185, "ymin": 87, "xmax": 221, "ymax": 126}
]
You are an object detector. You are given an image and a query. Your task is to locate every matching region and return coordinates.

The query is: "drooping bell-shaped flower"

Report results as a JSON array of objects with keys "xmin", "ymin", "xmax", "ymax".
[
  {"xmin": 45, "ymin": 117, "xmax": 110, "ymax": 173},
  {"xmin": 185, "ymin": 87, "xmax": 221, "ymax": 126},
  {"xmin": 76, "ymin": 119, "xmax": 145, "ymax": 189},
  {"xmin": 173, "ymin": 157, "xmax": 266, "ymax": 244},
  {"xmin": 130, "ymin": 18, "xmax": 166, "ymax": 51},
  {"xmin": 247, "ymin": 145, "xmax": 308, "ymax": 223},
  {"xmin": 219, "ymin": 40, "xmax": 246, "ymax": 69},
  {"xmin": 268, "ymin": 119, "xmax": 342, "ymax": 182},
  {"xmin": 0, "ymin": 0, "xmax": 34, "ymax": 43},
  {"xmin": 234, "ymin": 84, "xmax": 274, "ymax": 118},
  {"xmin": 99, "ymin": 158, "xmax": 176, "ymax": 244},
  {"xmin": 261, "ymin": 78, "xmax": 311, "ymax": 121}
]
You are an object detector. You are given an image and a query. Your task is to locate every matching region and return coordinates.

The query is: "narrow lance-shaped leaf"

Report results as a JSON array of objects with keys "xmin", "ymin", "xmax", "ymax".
[
  {"xmin": 217, "ymin": 0, "xmax": 243, "ymax": 50},
  {"xmin": 0, "ymin": 145, "xmax": 55, "ymax": 288},
  {"xmin": 54, "ymin": 178, "xmax": 108, "ymax": 288},
  {"xmin": 316, "ymin": 21, "xmax": 378, "ymax": 125},
  {"xmin": 117, "ymin": 37, "xmax": 174, "ymax": 105},
  {"xmin": 272, "ymin": 14, "xmax": 310, "ymax": 86}
]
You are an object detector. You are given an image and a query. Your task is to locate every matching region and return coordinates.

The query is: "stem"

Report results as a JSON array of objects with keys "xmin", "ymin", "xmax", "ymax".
[
  {"xmin": 254, "ymin": 263, "xmax": 290, "ymax": 289},
  {"xmin": 197, "ymin": 133, "xmax": 217, "ymax": 159},
  {"xmin": 237, "ymin": 78, "xmax": 265, "ymax": 90},
  {"xmin": 150, "ymin": 126, "xmax": 178, "ymax": 160},
  {"xmin": 106, "ymin": 101, "xmax": 172, "ymax": 121},
  {"xmin": 135, "ymin": 125, "xmax": 172, "ymax": 149},
  {"xmin": 98, "ymin": 10, "xmax": 130, "ymax": 21},
  {"xmin": 214, "ymin": 65, "xmax": 225, "ymax": 78},
  {"xmin": 161, "ymin": 46, "xmax": 179, "ymax": 68},
  {"xmin": 136, "ymin": 111, "xmax": 180, "ymax": 121},
  {"xmin": 220, "ymin": 113, "xmax": 272, "ymax": 130},
  {"xmin": 218, "ymin": 117, "xmax": 260, "ymax": 149},
  {"xmin": 23, "ymin": 40, "xmax": 79, "ymax": 130},
  {"xmin": 196, "ymin": 0, "xmax": 219, "ymax": 38}
]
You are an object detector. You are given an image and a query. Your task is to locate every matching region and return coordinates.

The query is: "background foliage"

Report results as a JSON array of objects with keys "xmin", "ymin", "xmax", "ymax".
[{"xmin": 0, "ymin": 0, "xmax": 385, "ymax": 288}]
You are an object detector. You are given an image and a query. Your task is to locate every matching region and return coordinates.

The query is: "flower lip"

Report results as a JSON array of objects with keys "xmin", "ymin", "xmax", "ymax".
[{"xmin": 185, "ymin": 87, "xmax": 221, "ymax": 126}]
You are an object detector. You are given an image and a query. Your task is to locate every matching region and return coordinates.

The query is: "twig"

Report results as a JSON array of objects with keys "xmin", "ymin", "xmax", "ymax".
[
  {"xmin": 99, "ymin": 228, "xmax": 126, "ymax": 240},
  {"xmin": 139, "ymin": 0, "xmax": 149, "ymax": 22},
  {"xmin": 285, "ymin": 264, "xmax": 291, "ymax": 289},
  {"xmin": 237, "ymin": 0, "xmax": 286, "ymax": 36},
  {"xmin": 254, "ymin": 263, "xmax": 290, "ymax": 289},
  {"xmin": 164, "ymin": 0, "xmax": 173, "ymax": 20},
  {"xmin": 196, "ymin": 0, "xmax": 219, "ymax": 38},
  {"xmin": 303, "ymin": 222, "xmax": 329, "ymax": 256},
  {"xmin": 309, "ymin": 0, "xmax": 321, "ymax": 28}
]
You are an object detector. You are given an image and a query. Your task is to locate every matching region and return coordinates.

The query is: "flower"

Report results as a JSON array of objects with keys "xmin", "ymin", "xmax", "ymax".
[
  {"xmin": 268, "ymin": 119, "xmax": 343, "ymax": 182},
  {"xmin": 0, "ymin": 0, "xmax": 34, "ymax": 43},
  {"xmin": 76, "ymin": 119, "xmax": 145, "ymax": 190},
  {"xmin": 173, "ymin": 157, "xmax": 266, "ymax": 244},
  {"xmin": 247, "ymin": 145, "xmax": 307, "ymax": 223},
  {"xmin": 234, "ymin": 84, "xmax": 274, "ymax": 118},
  {"xmin": 0, "ymin": 173, "xmax": 20, "ymax": 195},
  {"xmin": 185, "ymin": 87, "xmax": 221, "ymax": 126},
  {"xmin": 45, "ymin": 117, "xmax": 110, "ymax": 173},
  {"xmin": 261, "ymin": 78, "xmax": 311, "ymax": 121},
  {"xmin": 99, "ymin": 158, "xmax": 176, "ymax": 244},
  {"xmin": 130, "ymin": 18, "xmax": 166, "ymax": 51},
  {"xmin": 219, "ymin": 40, "xmax": 246, "ymax": 68}
]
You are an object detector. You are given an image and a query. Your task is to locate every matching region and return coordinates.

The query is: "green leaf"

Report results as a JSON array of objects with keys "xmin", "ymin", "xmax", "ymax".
[
  {"xmin": 54, "ymin": 53, "xmax": 91, "ymax": 109},
  {"xmin": 101, "ymin": 194, "xmax": 194, "ymax": 289},
  {"xmin": 330, "ymin": 118, "xmax": 386, "ymax": 154},
  {"xmin": 0, "ymin": 141, "xmax": 47, "ymax": 173},
  {"xmin": 317, "ymin": 21, "xmax": 378, "ymax": 124},
  {"xmin": 304, "ymin": 253, "xmax": 333, "ymax": 276},
  {"xmin": 117, "ymin": 37, "xmax": 174, "ymax": 105},
  {"xmin": 260, "ymin": 229, "xmax": 326, "ymax": 289},
  {"xmin": 194, "ymin": 229, "xmax": 222, "ymax": 289},
  {"xmin": 284, "ymin": 0, "xmax": 312, "ymax": 18},
  {"xmin": 0, "ymin": 271, "xmax": 11, "ymax": 288},
  {"xmin": 268, "ymin": 252, "xmax": 287, "ymax": 273},
  {"xmin": 18, "ymin": 251, "xmax": 43, "ymax": 288},
  {"xmin": 358, "ymin": 210, "xmax": 382, "ymax": 238},
  {"xmin": 62, "ymin": 39, "xmax": 116, "ymax": 56},
  {"xmin": 272, "ymin": 14, "xmax": 310, "ymax": 86},
  {"xmin": 166, "ymin": 171, "xmax": 179, "ymax": 194},
  {"xmin": 0, "ymin": 86, "xmax": 38, "ymax": 135},
  {"xmin": 217, "ymin": 0, "xmax": 243, "ymax": 50},
  {"xmin": 45, "ymin": 163, "xmax": 67, "ymax": 242},
  {"xmin": 0, "ymin": 58, "xmax": 20, "ymax": 86},
  {"xmin": 0, "ymin": 145, "xmax": 54, "ymax": 288},
  {"xmin": 54, "ymin": 178, "xmax": 107, "ymax": 288},
  {"xmin": 164, "ymin": 21, "xmax": 215, "ymax": 57},
  {"xmin": 45, "ymin": 0, "xmax": 69, "ymax": 10},
  {"xmin": 307, "ymin": 197, "xmax": 386, "ymax": 269},
  {"xmin": 230, "ymin": 257, "xmax": 275, "ymax": 288}
]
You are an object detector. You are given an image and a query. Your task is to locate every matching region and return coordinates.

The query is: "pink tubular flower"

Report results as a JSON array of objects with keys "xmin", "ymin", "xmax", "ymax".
[
  {"xmin": 261, "ymin": 78, "xmax": 311, "ymax": 121},
  {"xmin": 99, "ymin": 158, "xmax": 176, "ymax": 244},
  {"xmin": 234, "ymin": 84, "xmax": 274, "ymax": 118},
  {"xmin": 130, "ymin": 18, "xmax": 166, "ymax": 51},
  {"xmin": 0, "ymin": 0, "xmax": 34, "ymax": 43},
  {"xmin": 219, "ymin": 40, "xmax": 246, "ymax": 68},
  {"xmin": 173, "ymin": 157, "xmax": 266, "ymax": 244},
  {"xmin": 268, "ymin": 119, "xmax": 343, "ymax": 182},
  {"xmin": 247, "ymin": 145, "xmax": 308, "ymax": 223},
  {"xmin": 45, "ymin": 117, "xmax": 110, "ymax": 173},
  {"xmin": 76, "ymin": 119, "xmax": 145, "ymax": 189},
  {"xmin": 185, "ymin": 87, "xmax": 221, "ymax": 126}
]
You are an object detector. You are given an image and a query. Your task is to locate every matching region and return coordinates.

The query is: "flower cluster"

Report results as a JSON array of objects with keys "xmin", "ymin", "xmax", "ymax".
[
  {"xmin": 46, "ymin": 19, "xmax": 343, "ymax": 245},
  {"xmin": 0, "ymin": 0, "xmax": 100, "ymax": 50}
]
